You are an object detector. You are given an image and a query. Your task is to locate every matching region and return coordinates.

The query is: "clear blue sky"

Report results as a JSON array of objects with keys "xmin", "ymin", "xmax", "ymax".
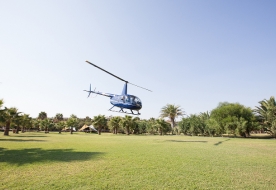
[{"xmin": 1, "ymin": 0, "xmax": 275, "ymax": 119}]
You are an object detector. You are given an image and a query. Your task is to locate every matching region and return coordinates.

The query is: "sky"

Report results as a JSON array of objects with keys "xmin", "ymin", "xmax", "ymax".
[{"xmin": 0, "ymin": 0, "xmax": 275, "ymax": 120}]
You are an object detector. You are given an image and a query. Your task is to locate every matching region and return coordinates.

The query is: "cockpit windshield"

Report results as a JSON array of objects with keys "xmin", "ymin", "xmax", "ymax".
[
  {"xmin": 132, "ymin": 96, "xmax": 141, "ymax": 104},
  {"xmin": 126, "ymin": 95, "xmax": 139, "ymax": 104},
  {"xmin": 122, "ymin": 95, "xmax": 142, "ymax": 105}
]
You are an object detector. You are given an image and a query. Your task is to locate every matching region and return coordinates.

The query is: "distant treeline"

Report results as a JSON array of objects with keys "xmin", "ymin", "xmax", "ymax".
[{"xmin": 1, "ymin": 96, "xmax": 275, "ymax": 138}]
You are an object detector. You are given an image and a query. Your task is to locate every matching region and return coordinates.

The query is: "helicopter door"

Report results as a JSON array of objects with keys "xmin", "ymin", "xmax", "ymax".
[
  {"xmin": 120, "ymin": 96, "xmax": 126, "ymax": 103},
  {"xmin": 129, "ymin": 96, "xmax": 134, "ymax": 104}
]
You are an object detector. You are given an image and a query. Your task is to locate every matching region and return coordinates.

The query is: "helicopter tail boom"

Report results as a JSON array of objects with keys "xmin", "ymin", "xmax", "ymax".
[{"xmin": 84, "ymin": 84, "xmax": 114, "ymax": 98}]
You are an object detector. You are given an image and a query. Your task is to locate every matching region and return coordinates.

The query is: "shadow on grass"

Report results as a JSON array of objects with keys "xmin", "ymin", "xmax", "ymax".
[
  {"xmin": 0, "ymin": 147, "xmax": 104, "ymax": 166},
  {"xmin": 214, "ymin": 139, "xmax": 230, "ymax": 146},
  {"xmin": 166, "ymin": 140, "xmax": 207, "ymax": 143},
  {"xmin": 10, "ymin": 135, "xmax": 48, "ymax": 138},
  {"xmin": 0, "ymin": 139, "xmax": 46, "ymax": 142}
]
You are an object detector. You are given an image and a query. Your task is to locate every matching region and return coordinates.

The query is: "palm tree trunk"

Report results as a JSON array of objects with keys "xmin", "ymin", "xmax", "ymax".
[
  {"xmin": 4, "ymin": 121, "xmax": 10, "ymax": 136},
  {"xmin": 126, "ymin": 126, "xmax": 130, "ymax": 135},
  {"xmin": 171, "ymin": 119, "xmax": 175, "ymax": 135},
  {"xmin": 98, "ymin": 126, "xmax": 102, "ymax": 135},
  {"xmin": 16, "ymin": 126, "xmax": 20, "ymax": 134},
  {"xmin": 159, "ymin": 128, "xmax": 163, "ymax": 136}
]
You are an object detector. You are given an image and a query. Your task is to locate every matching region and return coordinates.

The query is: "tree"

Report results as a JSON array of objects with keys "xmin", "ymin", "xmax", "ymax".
[
  {"xmin": 146, "ymin": 118, "xmax": 157, "ymax": 134},
  {"xmin": 38, "ymin": 111, "xmax": 48, "ymax": 133},
  {"xmin": 154, "ymin": 118, "xmax": 170, "ymax": 135},
  {"xmin": 93, "ymin": 115, "xmax": 107, "ymax": 135},
  {"xmin": 56, "ymin": 121, "xmax": 66, "ymax": 134},
  {"xmin": 136, "ymin": 120, "xmax": 147, "ymax": 134},
  {"xmin": 211, "ymin": 102, "xmax": 256, "ymax": 137},
  {"xmin": 130, "ymin": 117, "xmax": 140, "ymax": 134},
  {"xmin": 199, "ymin": 112, "xmax": 211, "ymax": 135},
  {"xmin": 21, "ymin": 114, "xmax": 32, "ymax": 133},
  {"xmin": 188, "ymin": 114, "xmax": 203, "ymax": 136},
  {"xmin": 178, "ymin": 117, "xmax": 191, "ymax": 135},
  {"xmin": 0, "ymin": 99, "xmax": 5, "ymax": 127},
  {"xmin": 32, "ymin": 118, "xmax": 40, "ymax": 131},
  {"xmin": 0, "ymin": 99, "xmax": 3, "ymax": 108},
  {"xmin": 54, "ymin": 113, "xmax": 63, "ymax": 122},
  {"xmin": 39, "ymin": 118, "xmax": 54, "ymax": 133},
  {"xmin": 206, "ymin": 118, "xmax": 219, "ymax": 137},
  {"xmin": 255, "ymin": 96, "xmax": 276, "ymax": 137},
  {"xmin": 120, "ymin": 115, "xmax": 135, "ymax": 135},
  {"xmin": 67, "ymin": 115, "xmax": 79, "ymax": 134},
  {"xmin": 38, "ymin": 111, "xmax": 47, "ymax": 120},
  {"xmin": 54, "ymin": 113, "xmax": 64, "ymax": 134},
  {"xmin": 108, "ymin": 116, "xmax": 121, "ymax": 134},
  {"xmin": 13, "ymin": 114, "xmax": 23, "ymax": 134},
  {"xmin": 160, "ymin": 104, "xmax": 184, "ymax": 134},
  {"xmin": 1, "ymin": 107, "xmax": 21, "ymax": 136},
  {"xmin": 178, "ymin": 114, "xmax": 206, "ymax": 136},
  {"xmin": 84, "ymin": 116, "xmax": 93, "ymax": 126}
]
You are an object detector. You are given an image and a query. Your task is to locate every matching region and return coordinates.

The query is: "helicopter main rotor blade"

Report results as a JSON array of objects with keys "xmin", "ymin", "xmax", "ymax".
[
  {"xmin": 86, "ymin": 60, "xmax": 127, "ymax": 83},
  {"xmin": 85, "ymin": 60, "xmax": 152, "ymax": 92},
  {"xmin": 128, "ymin": 82, "xmax": 152, "ymax": 92}
]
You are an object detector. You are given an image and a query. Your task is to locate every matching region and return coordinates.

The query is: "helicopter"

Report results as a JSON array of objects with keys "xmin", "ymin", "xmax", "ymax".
[{"xmin": 84, "ymin": 60, "xmax": 152, "ymax": 115}]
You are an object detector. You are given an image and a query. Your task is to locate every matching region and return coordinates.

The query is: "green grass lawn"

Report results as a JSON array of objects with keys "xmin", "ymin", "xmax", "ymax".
[{"xmin": 1, "ymin": 132, "xmax": 275, "ymax": 189}]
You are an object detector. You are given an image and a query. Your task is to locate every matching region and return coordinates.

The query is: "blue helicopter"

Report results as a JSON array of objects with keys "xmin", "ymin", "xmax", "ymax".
[{"xmin": 84, "ymin": 60, "xmax": 152, "ymax": 115}]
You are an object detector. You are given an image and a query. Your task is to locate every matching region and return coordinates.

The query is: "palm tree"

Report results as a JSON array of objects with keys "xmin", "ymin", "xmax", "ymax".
[
  {"xmin": 255, "ymin": 96, "xmax": 276, "ymax": 122},
  {"xmin": 56, "ymin": 121, "xmax": 66, "ymax": 134},
  {"xmin": 255, "ymin": 96, "xmax": 276, "ymax": 137},
  {"xmin": 32, "ymin": 118, "xmax": 40, "ymax": 131},
  {"xmin": 37, "ymin": 112, "xmax": 52, "ymax": 133},
  {"xmin": 120, "ymin": 115, "xmax": 134, "ymax": 135},
  {"xmin": 93, "ymin": 115, "xmax": 107, "ymax": 135},
  {"xmin": 108, "ymin": 116, "xmax": 121, "ymax": 134},
  {"xmin": 21, "ymin": 114, "xmax": 32, "ymax": 132},
  {"xmin": 39, "ymin": 118, "xmax": 54, "ymax": 133},
  {"xmin": 131, "ymin": 117, "xmax": 140, "ymax": 134},
  {"xmin": 160, "ymin": 104, "xmax": 184, "ymax": 134},
  {"xmin": 146, "ymin": 118, "xmax": 157, "ymax": 134},
  {"xmin": 1, "ymin": 107, "xmax": 21, "ymax": 136},
  {"xmin": 54, "ymin": 113, "xmax": 64, "ymax": 133},
  {"xmin": 14, "ymin": 114, "xmax": 23, "ymax": 134},
  {"xmin": 136, "ymin": 119, "xmax": 147, "ymax": 134},
  {"xmin": 67, "ymin": 115, "xmax": 79, "ymax": 134},
  {"xmin": 155, "ymin": 118, "xmax": 170, "ymax": 135}
]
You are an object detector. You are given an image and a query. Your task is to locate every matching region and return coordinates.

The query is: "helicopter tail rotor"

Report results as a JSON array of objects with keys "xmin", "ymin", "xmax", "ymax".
[{"xmin": 84, "ymin": 84, "xmax": 93, "ymax": 98}]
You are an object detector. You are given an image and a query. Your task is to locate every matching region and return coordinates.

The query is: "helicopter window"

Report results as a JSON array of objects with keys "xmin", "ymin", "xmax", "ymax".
[
  {"xmin": 134, "ymin": 97, "xmax": 141, "ymax": 104},
  {"xmin": 130, "ymin": 96, "xmax": 134, "ymax": 103}
]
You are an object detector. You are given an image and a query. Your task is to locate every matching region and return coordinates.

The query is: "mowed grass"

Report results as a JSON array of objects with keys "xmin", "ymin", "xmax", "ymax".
[{"xmin": 0, "ymin": 132, "xmax": 275, "ymax": 189}]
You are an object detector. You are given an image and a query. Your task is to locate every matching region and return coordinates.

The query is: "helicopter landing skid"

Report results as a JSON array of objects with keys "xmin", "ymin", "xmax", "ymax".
[{"xmin": 108, "ymin": 106, "xmax": 141, "ymax": 115}]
